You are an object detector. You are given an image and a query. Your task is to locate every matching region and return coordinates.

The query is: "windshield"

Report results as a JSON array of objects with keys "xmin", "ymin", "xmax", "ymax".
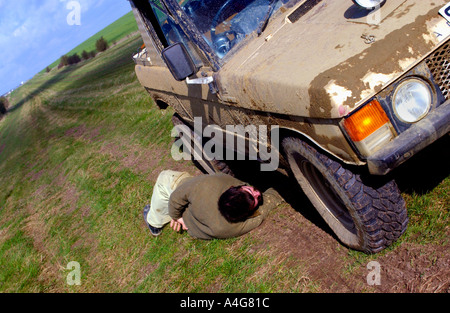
[{"xmin": 177, "ymin": 0, "xmax": 293, "ymax": 59}]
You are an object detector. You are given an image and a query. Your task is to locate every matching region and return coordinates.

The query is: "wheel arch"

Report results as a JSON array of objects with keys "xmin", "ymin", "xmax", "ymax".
[{"xmin": 271, "ymin": 126, "xmax": 364, "ymax": 167}]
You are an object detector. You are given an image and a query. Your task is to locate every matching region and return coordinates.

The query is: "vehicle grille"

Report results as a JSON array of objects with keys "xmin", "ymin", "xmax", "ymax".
[{"xmin": 425, "ymin": 41, "xmax": 450, "ymax": 100}]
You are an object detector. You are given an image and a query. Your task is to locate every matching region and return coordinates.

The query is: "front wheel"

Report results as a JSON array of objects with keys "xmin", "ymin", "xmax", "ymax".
[{"xmin": 282, "ymin": 137, "xmax": 408, "ymax": 253}]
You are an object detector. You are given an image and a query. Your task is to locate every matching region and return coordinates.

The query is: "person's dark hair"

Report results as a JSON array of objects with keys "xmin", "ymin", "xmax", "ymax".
[{"xmin": 218, "ymin": 185, "xmax": 262, "ymax": 223}]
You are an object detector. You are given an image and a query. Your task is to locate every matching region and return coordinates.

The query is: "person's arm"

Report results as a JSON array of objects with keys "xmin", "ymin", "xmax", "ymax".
[
  {"xmin": 237, "ymin": 188, "xmax": 283, "ymax": 234},
  {"xmin": 168, "ymin": 182, "xmax": 195, "ymax": 232},
  {"xmin": 168, "ymin": 181, "xmax": 193, "ymax": 220},
  {"xmin": 257, "ymin": 188, "xmax": 283, "ymax": 218}
]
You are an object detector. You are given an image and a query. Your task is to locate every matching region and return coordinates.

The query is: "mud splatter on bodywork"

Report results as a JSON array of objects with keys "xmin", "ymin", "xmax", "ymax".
[
  {"xmin": 132, "ymin": 0, "xmax": 449, "ymax": 164},
  {"xmin": 309, "ymin": 6, "xmax": 447, "ymax": 117}
]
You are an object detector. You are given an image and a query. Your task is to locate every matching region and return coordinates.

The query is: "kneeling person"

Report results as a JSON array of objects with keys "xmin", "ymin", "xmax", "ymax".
[{"xmin": 143, "ymin": 170, "xmax": 282, "ymax": 239}]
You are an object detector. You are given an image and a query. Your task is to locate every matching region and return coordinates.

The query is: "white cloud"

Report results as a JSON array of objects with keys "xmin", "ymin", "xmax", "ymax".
[{"xmin": 12, "ymin": 23, "xmax": 28, "ymax": 37}]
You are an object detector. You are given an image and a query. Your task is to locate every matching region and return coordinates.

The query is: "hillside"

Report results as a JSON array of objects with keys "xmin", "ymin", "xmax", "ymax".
[{"xmin": 44, "ymin": 11, "xmax": 138, "ymax": 71}]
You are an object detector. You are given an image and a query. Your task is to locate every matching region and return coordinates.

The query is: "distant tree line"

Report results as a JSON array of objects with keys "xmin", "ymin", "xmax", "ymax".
[
  {"xmin": 58, "ymin": 54, "xmax": 82, "ymax": 68},
  {"xmin": 56, "ymin": 37, "xmax": 109, "ymax": 70}
]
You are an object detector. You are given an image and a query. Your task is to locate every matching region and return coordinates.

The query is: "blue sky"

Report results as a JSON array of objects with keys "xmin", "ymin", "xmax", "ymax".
[{"xmin": 0, "ymin": 0, "xmax": 132, "ymax": 96}]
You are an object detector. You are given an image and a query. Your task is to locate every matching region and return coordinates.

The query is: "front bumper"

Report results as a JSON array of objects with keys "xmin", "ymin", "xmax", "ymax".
[{"xmin": 368, "ymin": 99, "xmax": 450, "ymax": 175}]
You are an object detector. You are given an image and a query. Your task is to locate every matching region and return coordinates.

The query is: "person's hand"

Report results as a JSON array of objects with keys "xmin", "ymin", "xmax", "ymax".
[{"xmin": 170, "ymin": 218, "xmax": 188, "ymax": 232}]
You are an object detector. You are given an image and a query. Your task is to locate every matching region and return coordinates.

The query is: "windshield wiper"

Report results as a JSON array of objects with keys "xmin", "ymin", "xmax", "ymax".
[{"xmin": 257, "ymin": 0, "xmax": 278, "ymax": 36}]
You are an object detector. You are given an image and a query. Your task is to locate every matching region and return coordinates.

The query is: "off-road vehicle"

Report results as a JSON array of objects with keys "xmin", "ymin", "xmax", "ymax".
[{"xmin": 129, "ymin": 0, "xmax": 450, "ymax": 253}]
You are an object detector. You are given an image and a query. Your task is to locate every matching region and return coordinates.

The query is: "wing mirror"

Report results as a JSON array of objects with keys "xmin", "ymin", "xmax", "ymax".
[{"xmin": 161, "ymin": 43, "xmax": 197, "ymax": 81}]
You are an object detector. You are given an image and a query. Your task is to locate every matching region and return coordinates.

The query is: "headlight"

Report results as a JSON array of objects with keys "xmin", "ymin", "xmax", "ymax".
[
  {"xmin": 393, "ymin": 79, "xmax": 432, "ymax": 123},
  {"xmin": 352, "ymin": 0, "xmax": 386, "ymax": 10}
]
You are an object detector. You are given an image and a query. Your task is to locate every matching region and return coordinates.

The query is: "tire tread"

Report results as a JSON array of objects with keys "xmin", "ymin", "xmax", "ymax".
[{"xmin": 282, "ymin": 137, "xmax": 408, "ymax": 253}]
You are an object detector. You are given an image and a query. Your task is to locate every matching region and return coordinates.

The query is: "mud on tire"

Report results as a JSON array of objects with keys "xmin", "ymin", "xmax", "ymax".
[{"xmin": 282, "ymin": 137, "xmax": 408, "ymax": 253}]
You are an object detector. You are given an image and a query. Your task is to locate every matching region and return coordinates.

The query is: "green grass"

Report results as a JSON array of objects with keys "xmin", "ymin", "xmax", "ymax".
[
  {"xmin": 403, "ymin": 180, "xmax": 449, "ymax": 244},
  {"xmin": 44, "ymin": 11, "xmax": 138, "ymax": 72},
  {"xmin": 0, "ymin": 15, "xmax": 448, "ymax": 293}
]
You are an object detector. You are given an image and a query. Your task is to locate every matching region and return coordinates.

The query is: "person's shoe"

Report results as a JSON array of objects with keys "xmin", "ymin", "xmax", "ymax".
[{"xmin": 143, "ymin": 204, "xmax": 162, "ymax": 237}]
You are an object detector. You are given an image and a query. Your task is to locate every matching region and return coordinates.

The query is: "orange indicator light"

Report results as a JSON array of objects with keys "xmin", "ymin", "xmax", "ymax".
[{"xmin": 343, "ymin": 100, "xmax": 390, "ymax": 142}]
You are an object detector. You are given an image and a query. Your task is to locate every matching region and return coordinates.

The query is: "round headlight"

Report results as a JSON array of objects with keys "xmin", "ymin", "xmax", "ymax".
[
  {"xmin": 393, "ymin": 79, "xmax": 432, "ymax": 124},
  {"xmin": 352, "ymin": 0, "xmax": 386, "ymax": 10}
]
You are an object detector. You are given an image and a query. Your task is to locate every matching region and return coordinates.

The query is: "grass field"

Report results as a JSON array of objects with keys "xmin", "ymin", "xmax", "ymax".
[
  {"xmin": 44, "ymin": 11, "xmax": 138, "ymax": 72},
  {"xmin": 0, "ymin": 20, "xmax": 449, "ymax": 293}
]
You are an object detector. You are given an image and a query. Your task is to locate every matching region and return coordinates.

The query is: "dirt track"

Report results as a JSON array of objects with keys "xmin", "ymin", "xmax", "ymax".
[{"xmin": 252, "ymin": 203, "xmax": 449, "ymax": 293}]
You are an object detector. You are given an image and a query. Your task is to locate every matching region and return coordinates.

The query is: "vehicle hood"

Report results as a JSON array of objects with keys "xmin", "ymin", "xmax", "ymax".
[{"xmin": 216, "ymin": 0, "xmax": 450, "ymax": 119}]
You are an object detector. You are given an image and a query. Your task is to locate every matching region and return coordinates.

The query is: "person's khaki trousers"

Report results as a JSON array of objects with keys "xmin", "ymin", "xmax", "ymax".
[{"xmin": 147, "ymin": 170, "xmax": 191, "ymax": 228}]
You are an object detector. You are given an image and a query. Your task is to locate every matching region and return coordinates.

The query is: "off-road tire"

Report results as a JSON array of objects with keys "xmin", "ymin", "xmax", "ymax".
[
  {"xmin": 282, "ymin": 137, "xmax": 408, "ymax": 253},
  {"xmin": 172, "ymin": 114, "xmax": 234, "ymax": 176}
]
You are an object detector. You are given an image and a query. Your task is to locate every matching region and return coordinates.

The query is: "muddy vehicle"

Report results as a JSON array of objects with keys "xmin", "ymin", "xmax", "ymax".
[{"xmin": 129, "ymin": 0, "xmax": 450, "ymax": 253}]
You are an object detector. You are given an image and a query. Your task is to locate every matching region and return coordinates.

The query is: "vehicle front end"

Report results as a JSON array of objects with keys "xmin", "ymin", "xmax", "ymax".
[
  {"xmin": 212, "ymin": 0, "xmax": 450, "ymax": 174},
  {"xmin": 129, "ymin": 0, "xmax": 450, "ymax": 252}
]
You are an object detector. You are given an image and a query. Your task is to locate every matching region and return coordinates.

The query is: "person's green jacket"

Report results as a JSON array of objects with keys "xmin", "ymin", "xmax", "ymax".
[{"xmin": 168, "ymin": 173, "xmax": 282, "ymax": 239}]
